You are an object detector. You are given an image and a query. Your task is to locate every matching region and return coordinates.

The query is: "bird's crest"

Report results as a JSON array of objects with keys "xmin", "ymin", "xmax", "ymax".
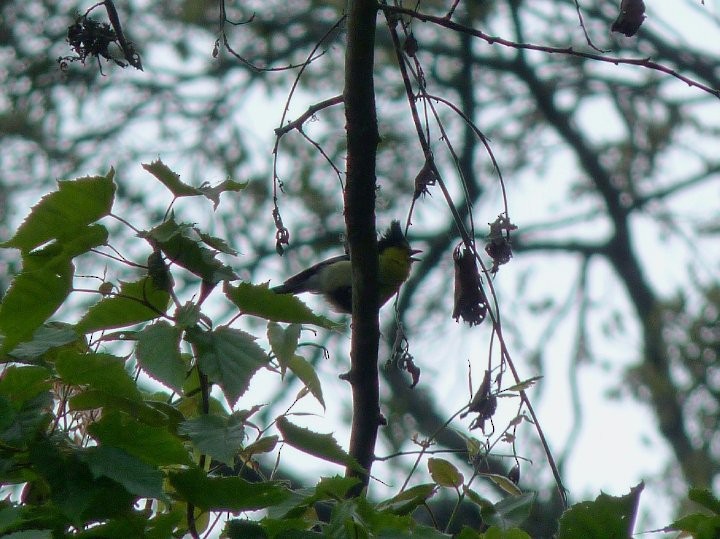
[{"xmin": 378, "ymin": 220, "xmax": 408, "ymax": 251}]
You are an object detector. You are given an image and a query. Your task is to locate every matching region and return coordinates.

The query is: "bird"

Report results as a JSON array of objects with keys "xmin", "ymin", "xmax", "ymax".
[{"xmin": 272, "ymin": 221, "xmax": 420, "ymax": 313}]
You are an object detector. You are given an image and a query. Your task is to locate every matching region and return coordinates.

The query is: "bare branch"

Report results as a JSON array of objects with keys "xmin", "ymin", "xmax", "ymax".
[{"xmin": 379, "ymin": 4, "xmax": 720, "ymax": 99}]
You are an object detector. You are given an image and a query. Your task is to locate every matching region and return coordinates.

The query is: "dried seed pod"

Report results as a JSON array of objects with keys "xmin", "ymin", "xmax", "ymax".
[
  {"xmin": 611, "ymin": 0, "xmax": 646, "ymax": 37},
  {"xmin": 485, "ymin": 215, "xmax": 517, "ymax": 273},
  {"xmin": 413, "ymin": 159, "xmax": 437, "ymax": 200},
  {"xmin": 461, "ymin": 370, "xmax": 498, "ymax": 432},
  {"xmin": 452, "ymin": 245, "xmax": 487, "ymax": 326}
]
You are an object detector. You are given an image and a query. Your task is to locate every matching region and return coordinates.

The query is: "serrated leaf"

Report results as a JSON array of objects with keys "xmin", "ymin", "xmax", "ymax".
[
  {"xmin": 480, "ymin": 526, "xmax": 532, "ymax": 538},
  {"xmin": 666, "ymin": 513, "xmax": 720, "ymax": 538},
  {"xmin": 197, "ymin": 178, "xmax": 248, "ymax": 209},
  {"xmin": 689, "ymin": 488, "xmax": 720, "ymax": 515},
  {"xmin": 55, "ymin": 350, "xmax": 141, "ymax": 401},
  {"xmin": 0, "ymin": 391, "xmax": 52, "ymax": 447},
  {"xmin": 3, "ymin": 172, "xmax": 115, "ymax": 252},
  {"xmin": 241, "ymin": 435, "xmax": 279, "ymax": 458},
  {"xmin": 169, "ymin": 467, "xmax": 291, "ymax": 511},
  {"xmin": 136, "ymin": 321, "xmax": 186, "ymax": 392},
  {"xmin": 463, "ymin": 486, "xmax": 493, "ymax": 509},
  {"xmin": 178, "ymin": 413, "xmax": 245, "ymax": 465},
  {"xmin": 174, "ymin": 301, "xmax": 202, "ymax": 328},
  {"xmin": 0, "ymin": 247, "xmax": 74, "ymax": 352},
  {"xmin": 428, "ymin": 457, "xmax": 464, "ymax": 488},
  {"xmin": 58, "ymin": 224, "xmax": 109, "ymax": 258},
  {"xmin": 276, "ymin": 416, "xmax": 363, "ymax": 472},
  {"xmin": 558, "ymin": 483, "xmax": 643, "ymax": 539},
  {"xmin": 503, "ymin": 376, "xmax": 543, "ymax": 393},
  {"xmin": 288, "ymin": 354, "xmax": 324, "ymax": 409},
  {"xmin": 267, "ymin": 322, "xmax": 301, "ymax": 376},
  {"xmin": 0, "ymin": 365, "xmax": 51, "ymax": 404},
  {"xmin": 29, "ymin": 438, "xmax": 136, "ymax": 523},
  {"xmin": 9, "ymin": 323, "xmax": 80, "ymax": 362},
  {"xmin": 76, "ymin": 277, "xmax": 171, "ymax": 333},
  {"xmin": 481, "ymin": 492, "xmax": 535, "ymax": 530},
  {"xmin": 376, "ymin": 484, "xmax": 437, "ymax": 515},
  {"xmin": 69, "ymin": 391, "xmax": 173, "ymax": 427},
  {"xmin": 88, "ymin": 411, "xmax": 191, "ymax": 466},
  {"xmin": 314, "ymin": 475, "xmax": 362, "ymax": 500},
  {"xmin": 225, "ymin": 281, "xmax": 342, "ymax": 330},
  {"xmin": 142, "ymin": 160, "xmax": 201, "ymax": 197},
  {"xmin": 142, "ymin": 217, "xmax": 237, "ymax": 284},
  {"xmin": 198, "ymin": 231, "xmax": 237, "ymax": 255},
  {"xmin": 81, "ymin": 446, "xmax": 165, "ymax": 500},
  {"xmin": 479, "ymin": 473, "xmax": 523, "ymax": 496},
  {"xmin": 187, "ymin": 326, "xmax": 269, "ymax": 406}
]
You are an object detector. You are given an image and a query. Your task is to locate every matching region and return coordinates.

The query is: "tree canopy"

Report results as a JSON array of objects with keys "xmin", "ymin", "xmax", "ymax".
[{"xmin": 1, "ymin": 0, "xmax": 719, "ymax": 537}]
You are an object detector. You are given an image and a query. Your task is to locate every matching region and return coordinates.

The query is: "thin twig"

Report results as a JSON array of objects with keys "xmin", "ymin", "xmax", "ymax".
[{"xmin": 379, "ymin": 4, "xmax": 720, "ymax": 99}]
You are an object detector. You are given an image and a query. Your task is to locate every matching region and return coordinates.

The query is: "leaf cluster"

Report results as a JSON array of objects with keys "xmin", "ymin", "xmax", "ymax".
[{"xmin": 0, "ymin": 166, "xmax": 701, "ymax": 537}]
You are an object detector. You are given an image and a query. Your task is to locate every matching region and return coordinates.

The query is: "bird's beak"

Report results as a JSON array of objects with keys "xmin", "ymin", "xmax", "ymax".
[{"xmin": 409, "ymin": 249, "xmax": 422, "ymax": 262}]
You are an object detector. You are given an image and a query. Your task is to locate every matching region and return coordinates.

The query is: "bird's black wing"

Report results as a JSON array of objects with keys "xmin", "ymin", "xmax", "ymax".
[{"xmin": 272, "ymin": 254, "xmax": 350, "ymax": 294}]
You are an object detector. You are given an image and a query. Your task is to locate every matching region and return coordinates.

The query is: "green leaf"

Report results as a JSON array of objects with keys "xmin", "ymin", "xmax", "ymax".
[
  {"xmin": 76, "ymin": 277, "xmax": 171, "ymax": 333},
  {"xmin": 376, "ymin": 484, "xmax": 438, "ymax": 515},
  {"xmin": 481, "ymin": 493, "xmax": 535, "ymax": 530},
  {"xmin": 29, "ymin": 438, "xmax": 136, "ymax": 524},
  {"xmin": 288, "ymin": 354, "xmax": 325, "ymax": 409},
  {"xmin": 0, "ymin": 392, "xmax": 52, "ymax": 448},
  {"xmin": 0, "ymin": 503, "xmax": 24, "ymax": 534},
  {"xmin": 197, "ymin": 178, "xmax": 248, "ymax": 209},
  {"xmin": 479, "ymin": 473, "xmax": 523, "ymax": 496},
  {"xmin": 178, "ymin": 412, "xmax": 245, "ymax": 465},
  {"xmin": 3, "ymin": 531, "xmax": 54, "ymax": 539},
  {"xmin": 428, "ymin": 458, "xmax": 464, "ymax": 488},
  {"xmin": 558, "ymin": 483, "xmax": 643, "ymax": 539},
  {"xmin": 503, "ymin": 376, "xmax": 543, "ymax": 393},
  {"xmin": 169, "ymin": 467, "xmax": 291, "ymax": 511},
  {"xmin": 188, "ymin": 326, "xmax": 269, "ymax": 406},
  {"xmin": 276, "ymin": 416, "xmax": 363, "ymax": 472},
  {"xmin": 142, "ymin": 217, "xmax": 237, "ymax": 284},
  {"xmin": 689, "ymin": 488, "xmax": 720, "ymax": 514},
  {"xmin": 242, "ymin": 435, "xmax": 279, "ymax": 458},
  {"xmin": 136, "ymin": 321, "xmax": 186, "ymax": 392},
  {"xmin": 72, "ymin": 510, "xmax": 183, "ymax": 539},
  {"xmin": 667, "ymin": 513, "xmax": 720, "ymax": 539},
  {"xmin": 2, "ymin": 172, "xmax": 115, "ymax": 253},
  {"xmin": 267, "ymin": 322, "xmax": 301, "ymax": 376},
  {"xmin": 69, "ymin": 391, "xmax": 173, "ymax": 427},
  {"xmin": 223, "ymin": 519, "xmax": 270, "ymax": 539},
  {"xmin": 225, "ymin": 281, "xmax": 342, "ymax": 329},
  {"xmin": 80, "ymin": 446, "xmax": 165, "ymax": 500},
  {"xmin": 88, "ymin": 411, "xmax": 192, "ymax": 466},
  {"xmin": 0, "ymin": 366, "xmax": 51, "ymax": 404},
  {"xmin": 8, "ymin": 323, "xmax": 80, "ymax": 362},
  {"xmin": 480, "ymin": 526, "xmax": 532, "ymax": 539},
  {"xmin": 58, "ymin": 224, "xmax": 109, "ymax": 258},
  {"xmin": 55, "ymin": 350, "xmax": 141, "ymax": 401},
  {"xmin": 0, "ymin": 247, "xmax": 74, "ymax": 352},
  {"xmin": 198, "ymin": 231, "xmax": 238, "ymax": 255},
  {"xmin": 463, "ymin": 486, "xmax": 493, "ymax": 510},
  {"xmin": 142, "ymin": 159, "xmax": 201, "ymax": 197},
  {"xmin": 314, "ymin": 475, "xmax": 363, "ymax": 500},
  {"xmin": 174, "ymin": 301, "xmax": 202, "ymax": 329},
  {"xmin": 456, "ymin": 527, "xmax": 483, "ymax": 539}
]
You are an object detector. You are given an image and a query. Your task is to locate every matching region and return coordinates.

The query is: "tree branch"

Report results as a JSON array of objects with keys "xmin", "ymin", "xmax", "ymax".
[
  {"xmin": 343, "ymin": 0, "xmax": 381, "ymax": 492},
  {"xmin": 378, "ymin": 3, "xmax": 720, "ymax": 99}
]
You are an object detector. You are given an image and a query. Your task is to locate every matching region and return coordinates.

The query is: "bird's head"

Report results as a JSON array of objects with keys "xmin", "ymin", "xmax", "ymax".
[{"xmin": 378, "ymin": 220, "xmax": 421, "ymax": 262}]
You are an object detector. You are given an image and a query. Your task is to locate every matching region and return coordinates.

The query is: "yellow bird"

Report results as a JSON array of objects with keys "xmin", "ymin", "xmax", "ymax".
[{"xmin": 272, "ymin": 221, "xmax": 420, "ymax": 313}]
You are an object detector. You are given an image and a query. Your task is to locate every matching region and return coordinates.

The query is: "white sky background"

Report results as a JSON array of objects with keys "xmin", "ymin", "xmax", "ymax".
[{"xmin": 5, "ymin": 0, "xmax": 719, "ymax": 535}]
